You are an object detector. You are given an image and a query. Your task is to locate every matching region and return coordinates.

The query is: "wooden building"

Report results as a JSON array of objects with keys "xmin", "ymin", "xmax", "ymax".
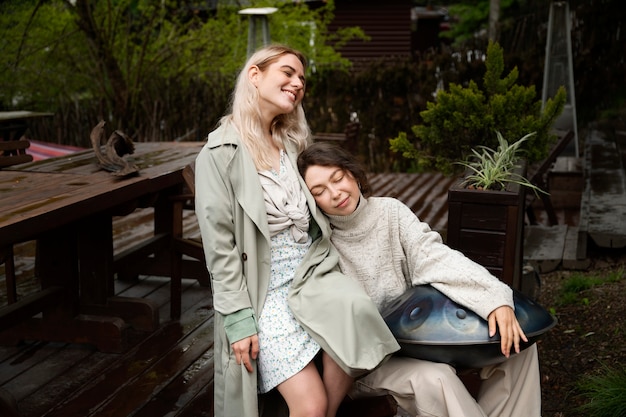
[{"xmin": 328, "ymin": 0, "xmax": 413, "ymax": 68}]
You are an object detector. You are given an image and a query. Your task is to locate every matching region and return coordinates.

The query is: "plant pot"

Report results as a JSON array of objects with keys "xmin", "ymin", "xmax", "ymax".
[{"xmin": 446, "ymin": 164, "xmax": 527, "ymax": 291}]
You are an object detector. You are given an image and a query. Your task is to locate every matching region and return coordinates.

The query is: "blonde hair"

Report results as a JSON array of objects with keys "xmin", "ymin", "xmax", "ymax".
[{"xmin": 220, "ymin": 44, "xmax": 311, "ymax": 170}]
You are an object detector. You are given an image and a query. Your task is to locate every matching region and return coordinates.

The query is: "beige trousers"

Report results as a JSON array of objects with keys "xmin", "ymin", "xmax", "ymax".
[{"xmin": 351, "ymin": 344, "xmax": 541, "ymax": 417}]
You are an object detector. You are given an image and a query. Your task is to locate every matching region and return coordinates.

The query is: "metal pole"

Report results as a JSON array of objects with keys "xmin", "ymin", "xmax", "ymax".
[
  {"xmin": 239, "ymin": 7, "xmax": 278, "ymax": 59},
  {"xmin": 542, "ymin": 1, "xmax": 579, "ymax": 156}
]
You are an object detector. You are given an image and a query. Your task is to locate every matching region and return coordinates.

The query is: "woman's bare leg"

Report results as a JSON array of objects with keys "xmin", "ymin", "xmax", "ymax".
[
  {"xmin": 277, "ymin": 361, "xmax": 327, "ymax": 417},
  {"xmin": 322, "ymin": 352, "xmax": 354, "ymax": 417}
]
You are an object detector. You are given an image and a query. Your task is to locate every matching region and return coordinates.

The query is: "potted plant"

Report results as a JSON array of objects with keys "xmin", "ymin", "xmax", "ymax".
[
  {"xmin": 455, "ymin": 131, "xmax": 546, "ymax": 194},
  {"xmin": 447, "ymin": 131, "xmax": 546, "ymax": 290},
  {"xmin": 389, "ymin": 41, "xmax": 565, "ymax": 291}
]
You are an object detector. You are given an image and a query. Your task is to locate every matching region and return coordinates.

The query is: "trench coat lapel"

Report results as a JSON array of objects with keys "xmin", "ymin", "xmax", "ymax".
[{"xmin": 213, "ymin": 125, "xmax": 271, "ymax": 243}]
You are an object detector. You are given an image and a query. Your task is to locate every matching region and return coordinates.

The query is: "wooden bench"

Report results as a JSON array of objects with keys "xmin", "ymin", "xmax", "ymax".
[
  {"xmin": 170, "ymin": 161, "xmax": 211, "ymax": 318},
  {"xmin": 313, "ymin": 121, "xmax": 361, "ymax": 154},
  {"xmin": 0, "ymin": 116, "xmax": 32, "ymax": 162},
  {"xmin": 339, "ymin": 394, "xmax": 398, "ymax": 417},
  {"xmin": 0, "ymin": 138, "xmax": 33, "ymax": 167},
  {"xmin": 260, "ymin": 388, "xmax": 397, "ymax": 417}
]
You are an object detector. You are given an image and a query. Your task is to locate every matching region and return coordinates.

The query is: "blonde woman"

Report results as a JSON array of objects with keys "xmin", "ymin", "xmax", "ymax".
[{"xmin": 195, "ymin": 45, "xmax": 398, "ymax": 417}]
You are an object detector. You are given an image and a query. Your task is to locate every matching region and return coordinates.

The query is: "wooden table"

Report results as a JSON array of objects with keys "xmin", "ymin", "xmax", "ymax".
[
  {"xmin": 0, "ymin": 141, "xmax": 204, "ymax": 352},
  {"xmin": 0, "ymin": 111, "xmax": 54, "ymax": 143}
]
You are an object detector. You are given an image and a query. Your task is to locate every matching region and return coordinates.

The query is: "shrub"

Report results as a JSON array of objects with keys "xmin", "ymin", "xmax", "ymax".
[{"xmin": 389, "ymin": 41, "xmax": 567, "ymax": 175}]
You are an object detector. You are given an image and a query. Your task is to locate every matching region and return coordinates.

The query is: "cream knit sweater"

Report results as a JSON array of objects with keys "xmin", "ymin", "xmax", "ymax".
[{"xmin": 326, "ymin": 196, "xmax": 513, "ymax": 319}]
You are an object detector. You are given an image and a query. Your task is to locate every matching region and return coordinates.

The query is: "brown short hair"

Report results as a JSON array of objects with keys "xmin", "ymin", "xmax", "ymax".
[{"xmin": 297, "ymin": 142, "xmax": 371, "ymax": 197}]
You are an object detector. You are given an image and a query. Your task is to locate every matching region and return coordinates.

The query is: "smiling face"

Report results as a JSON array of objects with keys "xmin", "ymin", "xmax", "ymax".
[
  {"xmin": 304, "ymin": 164, "xmax": 361, "ymax": 216},
  {"xmin": 249, "ymin": 53, "xmax": 306, "ymax": 123}
]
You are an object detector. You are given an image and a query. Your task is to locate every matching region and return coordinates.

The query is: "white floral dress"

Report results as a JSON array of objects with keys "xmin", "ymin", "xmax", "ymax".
[{"xmin": 256, "ymin": 150, "xmax": 320, "ymax": 393}]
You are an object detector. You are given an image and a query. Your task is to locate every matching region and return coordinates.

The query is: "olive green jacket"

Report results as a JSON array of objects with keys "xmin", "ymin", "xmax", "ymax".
[{"xmin": 195, "ymin": 124, "xmax": 399, "ymax": 417}]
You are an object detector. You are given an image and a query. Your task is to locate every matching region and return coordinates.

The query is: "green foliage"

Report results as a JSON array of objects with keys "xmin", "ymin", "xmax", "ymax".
[
  {"xmin": 440, "ymin": 0, "xmax": 522, "ymax": 45},
  {"xmin": 441, "ymin": 1, "xmax": 490, "ymax": 44},
  {"xmin": 563, "ymin": 273, "xmax": 603, "ymax": 293},
  {"xmin": 306, "ymin": 56, "xmax": 430, "ymax": 172},
  {"xmin": 0, "ymin": 0, "xmax": 365, "ymax": 144},
  {"xmin": 456, "ymin": 131, "xmax": 546, "ymax": 193},
  {"xmin": 0, "ymin": 0, "xmax": 82, "ymax": 107},
  {"xmin": 606, "ymin": 267, "xmax": 625, "ymax": 283},
  {"xmin": 555, "ymin": 270, "xmax": 624, "ymax": 306},
  {"xmin": 269, "ymin": 0, "xmax": 367, "ymax": 74},
  {"xmin": 389, "ymin": 41, "xmax": 567, "ymax": 175},
  {"xmin": 576, "ymin": 363, "xmax": 626, "ymax": 417}
]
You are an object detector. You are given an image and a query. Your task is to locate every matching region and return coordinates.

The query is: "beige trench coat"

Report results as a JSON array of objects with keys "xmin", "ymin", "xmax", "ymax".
[{"xmin": 195, "ymin": 124, "xmax": 399, "ymax": 417}]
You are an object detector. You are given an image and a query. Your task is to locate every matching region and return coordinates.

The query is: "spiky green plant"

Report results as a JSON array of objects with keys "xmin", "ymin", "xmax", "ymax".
[
  {"xmin": 456, "ymin": 131, "xmax": 547, "ymax": 194},
  {"xmin": 576, "ymin": 364, "xmax": 626, "ymax": 417}
]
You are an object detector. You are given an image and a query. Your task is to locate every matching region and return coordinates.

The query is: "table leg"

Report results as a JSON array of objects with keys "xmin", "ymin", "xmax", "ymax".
[
  {"xmin": 0, "ymin": 226, "xmax": 126, "ymax": 352},
  {"xmin": 77, "ymin": 213, "xmax": 115, "ymax": 305},
  {"xmin": 78, "ymin": 213, "xmax": 160, "ymax": 331},
  {"xmin": 0, "ymin": 217, "xmax": 159, "ymax": 352}
]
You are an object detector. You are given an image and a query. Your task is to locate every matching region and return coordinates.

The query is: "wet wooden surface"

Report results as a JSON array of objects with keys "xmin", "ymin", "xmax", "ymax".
[
  {"xmin": 2, "ymin": 138, "xmax": 617, "ymax": 416},
  {"xmin": 579, "ymin": 128, "xmax": 626, "ymax": 249},
  {"xmin": 0, "ymin": 204, "xmax": 215, "ymax": 417},
  {"xmin": 0, "ymin": 141, "xmax": 205, "ymax": 352},
  {"xmin": 0, "ymin": 169, "xmax": 454, "ymax": 416},
  {"xmin": 1, "ymin": 277, "xmax": 215, "ymax": 417},
  {"xmin": 369, "ymin": 171, "xmax": 456, "ymax": 235}
]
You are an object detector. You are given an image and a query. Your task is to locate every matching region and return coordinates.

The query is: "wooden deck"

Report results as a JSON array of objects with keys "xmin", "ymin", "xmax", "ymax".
[
  {"xmin": 3, "ymin": 126, "xmax": 626, "ymax": 416},
  {"xmin": 524, "ymin": 126, "xmax": 626, "ymax": 273},
  {"xmin": 1, "ymin": 209, "xmax": 216, "ymax": 417},
  {"xmin": 368, "ymin": 171, "xmax": 456, "ymax": 235},
  {"xmin": 1, "ymin": 279, "xmax": 215, "ymax": 417},
  {"xmin": 0, "ymin": 182, "xmax": 571, "ymax": 417}
]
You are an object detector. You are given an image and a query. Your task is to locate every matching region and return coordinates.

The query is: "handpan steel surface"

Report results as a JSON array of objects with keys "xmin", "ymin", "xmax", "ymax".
[{"xmin": 382, "ymin": 285, "xmax": 557, "ymax": 368}]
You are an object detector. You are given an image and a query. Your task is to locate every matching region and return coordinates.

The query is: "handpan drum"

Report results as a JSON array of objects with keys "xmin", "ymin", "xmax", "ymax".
[{"xmin": 381, "ymin": 285, "xmax": 557, "ymax": 368}]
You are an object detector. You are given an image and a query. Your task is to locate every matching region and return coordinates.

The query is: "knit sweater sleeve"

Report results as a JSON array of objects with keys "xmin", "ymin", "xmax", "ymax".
[{"xmin": 395, "ymin": 200, "xmax": 513, "ymax": 319}]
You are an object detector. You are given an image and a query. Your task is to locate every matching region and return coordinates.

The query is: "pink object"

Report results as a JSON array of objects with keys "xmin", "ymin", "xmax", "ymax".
[{"xmin": 27, "ymin": 140, "xmax": 84, "ymax": 161}]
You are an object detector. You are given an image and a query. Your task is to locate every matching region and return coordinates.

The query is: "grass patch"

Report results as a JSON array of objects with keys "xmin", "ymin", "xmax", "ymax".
[
  {"xmin": 576, "ymin": 364, "xmax": 626, "ymax": 417},
  {"xmin": 556, "ymin": 268, "xmax": 625, "ymax": 306}
]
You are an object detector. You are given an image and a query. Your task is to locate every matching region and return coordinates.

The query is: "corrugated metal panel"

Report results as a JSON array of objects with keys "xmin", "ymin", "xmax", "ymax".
[
  {"xmin": 329, "ymin": 0, "xmax": 412, "ymax": 65},
  {"xmin": 368, "ymin": 172, "xmax": 457, "ymax": 234}
]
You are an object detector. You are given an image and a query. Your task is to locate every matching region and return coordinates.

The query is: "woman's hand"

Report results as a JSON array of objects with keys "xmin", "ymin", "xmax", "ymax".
[
  {"xmin": 487, "ymin": 306, "xmax": 528, "ymax": 357},
  {"xmin": 231, "ymin": 335, "xmax": 259, "ymax": 373}
]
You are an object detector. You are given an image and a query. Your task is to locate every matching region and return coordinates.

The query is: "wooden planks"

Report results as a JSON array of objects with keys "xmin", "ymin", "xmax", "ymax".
[
  {"xmin": 0, "ymin": 142, "xmax": 204, "ymax": 246},
  {"xmin": 0, "ymin": 157, "xmax": 597, "ymax": 417},
  {"xmin": 524, "ymin": 225, "xmax": 568, "ymax": 273},
  {"xmin": 0, "ymin": 276, "xmax": 213, "ymax": 417},
  {"xmin": 0, "ymin": 141, "xmax": 206, "ymax": 351},
  {"xmin": 579, "ymin": 129, "xmax": 626, "ymax": 251},
  {"xmin": 0, "ymin": 139, "xmax": 33, "ymax": 167},
  {"xmin": 369, "ymin": 171, "xmax": 455, "ymax": 233},
  {"xmin": 0, "ymin": 200, "xmax": 213, "ymax": 415}
]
